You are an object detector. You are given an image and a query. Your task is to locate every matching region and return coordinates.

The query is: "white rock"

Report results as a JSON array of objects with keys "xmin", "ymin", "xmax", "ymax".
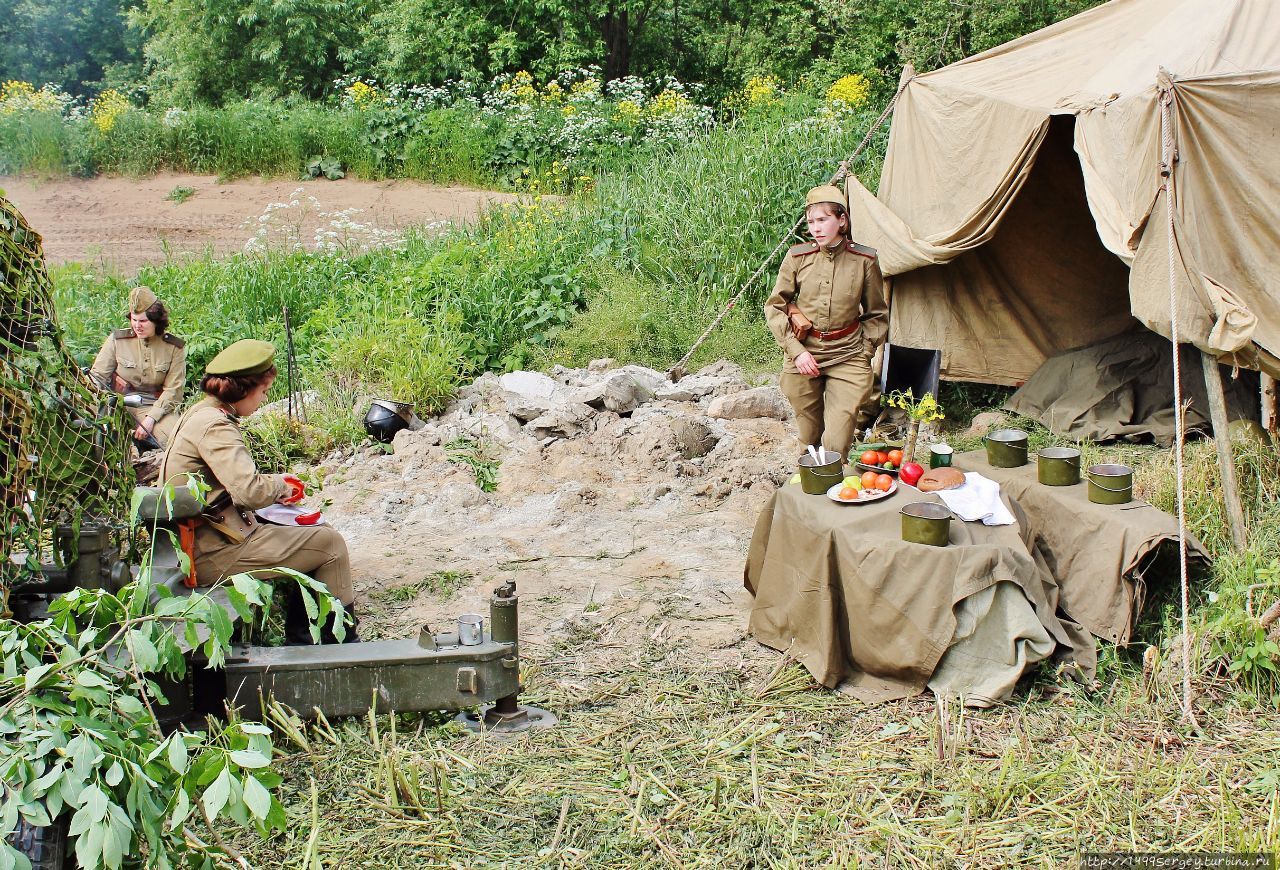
[
  {"xmin": 500, "ymin": 370, "xmax": 560, "ymax": 421},
  {"xmin": 655, "ymin": 375, "xmax": 727, "ymax": 403},
  {"xmin": 587, "ymin": 358, "xmax": 616, "ymax": 373},
  {"xmin": 527, "ymin": 402, "xmax": 597, "ymax": 439},
  {"xmin": 570, "ymin": 370, "xmax": 655, "ymax": 414},
  {"xmin": 966, "ymin": 411, "xmax": 1008, "ymax": 438},
  {"xmin": 707, "ymin": 386, "xmax": 791, "ymax": 421}
]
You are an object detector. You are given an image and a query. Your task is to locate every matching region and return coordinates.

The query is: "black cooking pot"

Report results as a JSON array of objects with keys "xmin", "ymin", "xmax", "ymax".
[{"xmin": 363, "ymin": 399, "xmax": 413, "ymax": 443}]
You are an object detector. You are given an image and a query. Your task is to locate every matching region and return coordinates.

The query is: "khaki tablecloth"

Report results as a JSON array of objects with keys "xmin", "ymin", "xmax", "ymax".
[
  {"xmin": 953, "ymin": 450, "xmax": 1210, "ymax": 644},
  {"xmin": 744, "ymin": 483, "xmax": 1089, "ymax": 704}
]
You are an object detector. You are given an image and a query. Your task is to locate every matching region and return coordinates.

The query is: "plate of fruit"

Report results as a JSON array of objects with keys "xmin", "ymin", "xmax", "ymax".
[
  {"xmin": 854, "ymin": 447, "xmax": 905, "ymax": 476},
  {"xmin": 828, "ymin": 471, "xmax": 898, "ymax": 504}
]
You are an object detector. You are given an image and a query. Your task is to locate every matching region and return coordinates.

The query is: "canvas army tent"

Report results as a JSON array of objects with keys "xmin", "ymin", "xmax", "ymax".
[{"xmin": 845, "ymin": 0, "xmax": 1280, "ymax": 386}]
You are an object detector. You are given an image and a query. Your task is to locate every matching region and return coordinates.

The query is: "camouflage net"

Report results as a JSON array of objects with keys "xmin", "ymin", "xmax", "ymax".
[{"xmin": 0, "ymin": 194, "xmax": 131, "ymax": 611}]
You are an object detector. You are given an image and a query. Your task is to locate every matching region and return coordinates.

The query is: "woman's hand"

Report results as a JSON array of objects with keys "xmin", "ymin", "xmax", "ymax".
[
  {"xmin": 280, "ymin": 474, "xmax": 306, "ymax": 505},
  {"xmin": 133, "ymin": 416, "xmax": 155, "ymax": 441},
  {"xmin": 794, "ymin": 352, "xmax": 820, "ymax": 377}
]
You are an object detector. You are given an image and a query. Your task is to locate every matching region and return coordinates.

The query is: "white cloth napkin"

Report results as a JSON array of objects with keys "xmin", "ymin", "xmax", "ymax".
[{"xmin": 935, "ymin": 472, "xmax": 1016, "ymax": 526}]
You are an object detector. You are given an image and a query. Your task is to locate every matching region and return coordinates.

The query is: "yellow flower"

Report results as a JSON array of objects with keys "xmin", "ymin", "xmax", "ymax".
[
  {"xmin": 826, "ymin": 74, "xmax": 870, "ymax": 109},
  {"xmin": 345, "ymin": 81, "xmax": 380, "ymax": 110},
  {"xmin": 1, "ymin": 81, "xmax": 61, "ymax": 115},
  {"xmin": 744, "ymin": 75, "xmax": 781, "ymax": 107},
  {"xmin": 90, "ymin": 89, "xmax": 131, "ymax": 133},
  {"xmin": 562, "ymin": 104, "xmax": 577, "ymax": 116},
  {"xmin": 615, "ymin": 99, "xmax": 642, "ymax": 121},
  {"xmin": 647, "ymin": 88, "xmax": 690, "ymax": 119}
]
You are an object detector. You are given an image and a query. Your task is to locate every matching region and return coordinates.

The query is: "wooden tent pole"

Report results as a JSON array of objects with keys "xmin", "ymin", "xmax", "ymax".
[
  {"xmin": 1262, "ymin": 373, "xmax": 1277, "ymax": 435},
  {"xmin": 1200, "ymin": 352, "xmax": 1247, "ymax": 552}
]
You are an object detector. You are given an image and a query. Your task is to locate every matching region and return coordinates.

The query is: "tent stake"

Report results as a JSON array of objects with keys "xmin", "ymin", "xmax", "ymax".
[{"xmin": 1200, "ymin": 351, "xmax": 1247, "ymax": 552}]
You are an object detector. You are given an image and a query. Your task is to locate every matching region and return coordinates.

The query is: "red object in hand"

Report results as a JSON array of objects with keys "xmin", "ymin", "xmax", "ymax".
[
  {"xmin": 282, "ymin": 474, "xmax": 305, "ymax": 504},
  {"xmin": 899, "ymin": 462, "xmax": 925, "ymax": 487},
  {"xmin": 295, "ymin": 510, "xmax": 322, "ymax": 525}
]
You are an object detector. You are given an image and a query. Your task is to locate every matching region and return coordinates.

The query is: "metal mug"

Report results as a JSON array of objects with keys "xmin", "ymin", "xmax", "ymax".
[
  {"xmin": 458, "ymin": 614, "xmax": 484, "ymax": 646},
  {"xmin": 929, "ymin": 443, "xmax": 953, "ymax": 469}
]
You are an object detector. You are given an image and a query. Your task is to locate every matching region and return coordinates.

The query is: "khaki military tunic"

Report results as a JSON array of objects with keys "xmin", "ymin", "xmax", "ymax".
[
  {"xmin": 91, "ymin": 329, "xmax": 187, "ymax": 446},
  {"xmin": 765, "ymin": 238, "xmax": 889, "ymax": 459},
  {"xmin": 159, "ymin": 397, "xmax": 353, "ymax": 603}
]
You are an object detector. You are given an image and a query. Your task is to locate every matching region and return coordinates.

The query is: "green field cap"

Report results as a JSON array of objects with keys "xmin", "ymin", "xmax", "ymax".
[
  {"xmin": 206, "ymin": 339, "xmax": 276, "ymax": 376},
  {"xmin": 805, "ymin": 185, "xmax": 846, "ymax": 210},
  {"xmin": 129, "ymin": 285, "xmax": 157, "ymax": 314}
]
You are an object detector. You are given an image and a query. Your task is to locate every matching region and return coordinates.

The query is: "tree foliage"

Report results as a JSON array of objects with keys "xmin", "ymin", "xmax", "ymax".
[
  {"xmin": 43, "ymin": 0, "xmax": 1105, "ymax": 105},
  {"xmin": 0, "ymin": 0, "xmax": 140, "ymax": 95}
]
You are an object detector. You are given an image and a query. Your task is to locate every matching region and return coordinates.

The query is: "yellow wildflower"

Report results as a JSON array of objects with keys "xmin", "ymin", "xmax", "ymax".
[
  {"xmin": 90, "ymin": 89, "xmax": 130, "ymax": 133},
  {"xmin": 1, "ymin": 81, "xmax": 61, "ymax": 115},
  {"xmin": 826, "ymin": 74, "xmax": 870, "ymax": 109},
  {"xmin": 615, "ymin": 99, "xmax": 642, "ymax": 121},
  {"xmin": 647, "ymin": 88, "xmax": 690, "ymax": 119},
  {"xmin": 745, "ymin": 75, "xmax": 781, "ymax": 107},
  {"xmin": 345, "ymin": 81, "xmax": 381, "ymax": 110}
]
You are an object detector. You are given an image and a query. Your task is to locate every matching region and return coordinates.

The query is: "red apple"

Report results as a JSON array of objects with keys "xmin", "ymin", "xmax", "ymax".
[{"xmin": 899, "ymin": 462, "xmax": 925, "ymax": 487}]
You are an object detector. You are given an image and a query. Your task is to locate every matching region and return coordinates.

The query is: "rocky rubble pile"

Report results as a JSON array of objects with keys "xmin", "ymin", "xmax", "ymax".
[
  {"xmin": 310, "ymin": 359, "xmax": 803, "ymax": 650},
  {"xmin": 375, "ymin": 359, "xmax": 799, "ymax": 506}
]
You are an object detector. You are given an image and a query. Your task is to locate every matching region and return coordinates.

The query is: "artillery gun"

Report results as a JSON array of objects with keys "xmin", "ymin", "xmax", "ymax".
[{"xmin": 0, "ymin": 195, "xmax": 552, "ymax": 868}]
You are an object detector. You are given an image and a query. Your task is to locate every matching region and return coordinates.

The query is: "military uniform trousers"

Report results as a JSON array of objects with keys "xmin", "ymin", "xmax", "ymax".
[
  {"xmin": 194, "ymin": 523, "xmax": 354, "ymax": 604},
  {"xmin": 780, "ymin": 354, "xmax": 874, "ymax": 461}
]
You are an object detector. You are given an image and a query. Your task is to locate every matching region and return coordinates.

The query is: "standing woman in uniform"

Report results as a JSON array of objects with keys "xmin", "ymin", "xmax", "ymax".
[
  {"xmin": 90, "ymin": 286, "xmax": 187, "ymax": 448},
  {"xmin": 765, "ymin": 185, "xmax": 888, "ymax": 461},
  {"xmin": 160, "ymin": 339, "xmax": 359, "ymax": 643}
]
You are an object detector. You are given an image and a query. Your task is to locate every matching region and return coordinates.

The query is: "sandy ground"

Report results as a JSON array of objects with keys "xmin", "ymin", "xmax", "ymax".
[{"xmin": 0, "ymin": 173, "xmax": 517, "ymax": 274}]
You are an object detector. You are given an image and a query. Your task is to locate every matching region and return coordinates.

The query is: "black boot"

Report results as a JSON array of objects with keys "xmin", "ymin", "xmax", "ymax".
[
  {"xmin": 320, "ymin": 603, "xmax": 361, "ymax": 644},
  {"xmin": 283, "ymin": 586, "xmax": 315, "ymax": 645}
]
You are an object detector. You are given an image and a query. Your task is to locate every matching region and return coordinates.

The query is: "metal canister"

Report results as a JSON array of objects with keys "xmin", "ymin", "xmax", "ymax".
[
  {"xmin": 900, "ymin": 502, "xmax": 952, "ymax": 547},
  {"xmin": 984, "ymin": 428, "xmax": 1029, "ymax": 467},
  {"xmin": 928, "ymin": 443, "xmax": 953, "ymax": 469},
  {"xmin": 1087, "ymin": 464, "xmax": 1134, "ymax": 505},
  {"xmin": 1036, "ymin": 447, "xmax": 1081, "ymax": 486},
  {"xmin": 458, "ymin": 614, "xmax": 484, "ymax": 645},
  {"xmin": 799, "ymin": 450, "xmax": 844, "ymax": 495}
]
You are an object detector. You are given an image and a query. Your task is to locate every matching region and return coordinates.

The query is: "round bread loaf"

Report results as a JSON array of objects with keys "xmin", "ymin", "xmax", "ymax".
[{"xmin": 917, "ymin": 467, "xmax": 966, "ymax": 492}]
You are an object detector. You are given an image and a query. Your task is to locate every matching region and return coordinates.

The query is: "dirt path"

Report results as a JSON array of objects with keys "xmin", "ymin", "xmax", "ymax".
[{"xmin": 0, "ymin": 173, "xmax": 517, "ymax": 275}]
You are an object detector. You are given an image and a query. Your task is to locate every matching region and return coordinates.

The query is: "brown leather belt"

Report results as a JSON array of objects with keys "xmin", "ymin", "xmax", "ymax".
[{"xmin": 814, "ymin": 323, "xmax": 859, "ymax": 341}]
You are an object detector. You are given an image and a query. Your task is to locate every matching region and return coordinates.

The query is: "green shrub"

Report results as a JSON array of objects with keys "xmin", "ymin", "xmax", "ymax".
[{"xmin": 403, "ymin": 108, "xmax": 490, "ymax": 184}]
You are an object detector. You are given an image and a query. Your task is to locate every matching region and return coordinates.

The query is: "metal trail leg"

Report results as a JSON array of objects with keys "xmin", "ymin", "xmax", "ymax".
[{"xmin": 458, "ymin": 581, "xmax": 556, "ymax": 734}]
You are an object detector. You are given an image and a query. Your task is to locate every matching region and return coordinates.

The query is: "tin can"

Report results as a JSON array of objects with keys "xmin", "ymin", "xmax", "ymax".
[
  {"xmin": 928, "ymin": 443, "xmax": 953, "ymax": 469},
  {"xmin": 458, "ymin": 614, "xmax": 484, "ymax": 646}
]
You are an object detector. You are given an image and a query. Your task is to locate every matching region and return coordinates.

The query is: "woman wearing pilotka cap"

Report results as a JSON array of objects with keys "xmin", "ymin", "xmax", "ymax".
[
  {"xmin": 764, "ymin": 184, "xmax": 888, "ymax": 462},
  {"xmin": 90, "ymin": 285, "xmax": 187, "ymax": 448},
  {"xmin": 159, "ymin": 339, "xmax": 359, "ymax": 644}
]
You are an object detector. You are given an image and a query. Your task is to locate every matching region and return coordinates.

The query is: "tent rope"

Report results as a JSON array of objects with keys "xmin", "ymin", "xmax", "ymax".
[
  {"xmin": 1159, "ymin": 83, "xmax": 1197, "ymax": 727},
  {"xmin": 666, "ymin": 74, "xmax": 915, "ymax": 381}
]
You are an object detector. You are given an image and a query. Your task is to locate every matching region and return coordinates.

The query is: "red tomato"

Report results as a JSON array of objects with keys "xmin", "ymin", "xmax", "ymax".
[
  {"xmin": 887, "ymin": 449, "xmax": 904, "ymax": 466},
  {"xmin": 875, "ymin": 474, "xmax": 894, "ymax": 492},
  {"xmin": 899, "ymin": 462, "xmax": 925, "ymax": 487},
  {"xmin": 860, "ymin": 471, "xmax": 880, "ymax": 489},
  {"xmin": 860, "ymin": 450, "xmax": 879, "ymax": 466}
]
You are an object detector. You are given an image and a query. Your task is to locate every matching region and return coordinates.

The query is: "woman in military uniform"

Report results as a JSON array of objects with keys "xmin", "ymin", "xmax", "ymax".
[
  {"xmin": 159, "ymin": 339, "xmax": 358, "ymax": 643},
  {"xmin": 765, "ymin": 185, "xmax": 888, "ymax": 461},
  {"xmin": 90, "ymin": 286, "xmax": 187, "ymax": 448}
]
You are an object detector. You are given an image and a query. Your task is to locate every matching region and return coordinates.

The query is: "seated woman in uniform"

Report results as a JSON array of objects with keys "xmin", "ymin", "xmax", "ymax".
[
  {"xmin": 91, "ymin": 286, "xmax": 187, "ymax": 449},
  {"xmin": 159, "ymin": 339, "xmax": 359, "ymax": 643}
]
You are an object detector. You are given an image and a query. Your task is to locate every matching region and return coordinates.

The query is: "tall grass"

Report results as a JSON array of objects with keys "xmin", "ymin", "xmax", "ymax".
[{"xmin": 54, "ymin": 95, "xmax": 884, "ymax": 425}]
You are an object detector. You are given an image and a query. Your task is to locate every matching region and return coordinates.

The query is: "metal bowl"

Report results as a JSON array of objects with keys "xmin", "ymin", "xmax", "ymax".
[{"xmin": 364, "ymin": 399, "xmax": 414, "ymax": 443}]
